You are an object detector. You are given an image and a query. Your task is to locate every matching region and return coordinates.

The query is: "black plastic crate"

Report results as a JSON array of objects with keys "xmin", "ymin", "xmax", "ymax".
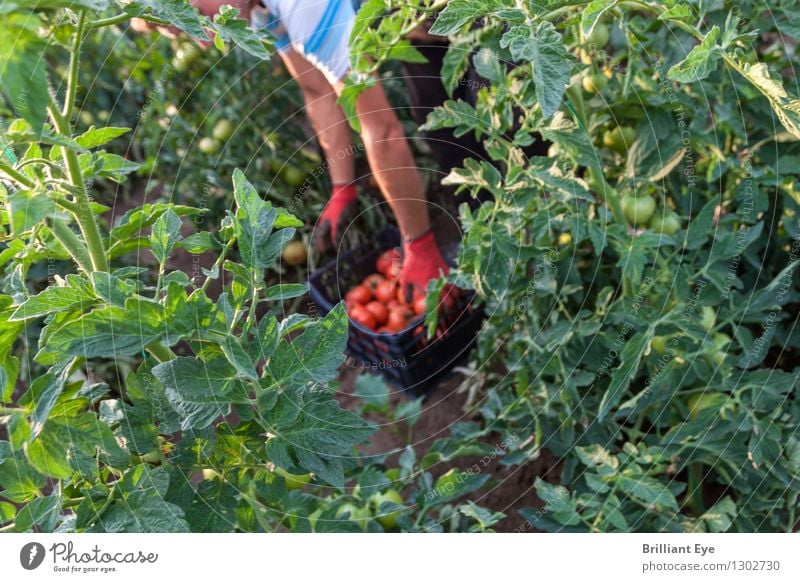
[{"xmin": 309, "ymin": 227, "xmax": 485, "ymax": 397}]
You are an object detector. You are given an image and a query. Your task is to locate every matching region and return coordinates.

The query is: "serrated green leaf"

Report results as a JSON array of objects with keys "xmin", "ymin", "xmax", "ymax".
[
  {"xmin": 150, "ymin": 209, "xmax": 182, "ymax": 264},
  {"xmin": 501, "ymin": 22, "xmax": 573, "ymax": 118},
  {"xmin": 153, "ymin": 355, "xmax": 243, "ymax": 430},
  {"xmin": 668, "ymin": 26, "xmax": 721, "ymax": 83},
  {"xmin": 75, "ymin": 126, "xmax": 130, "ymax": 149}
]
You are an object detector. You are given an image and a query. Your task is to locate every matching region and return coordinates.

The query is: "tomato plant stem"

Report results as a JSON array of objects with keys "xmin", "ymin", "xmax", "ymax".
[
  {"xmin": 62, "ymin": 11, "xmax": 87, "ymax": 121},
  {"xmin": 50, "ymin": 218, "xmax": 93, "ymax": 274},
  {"xmin": 0, "ymin": 160, "xmax": 35, "ymax": 188}
]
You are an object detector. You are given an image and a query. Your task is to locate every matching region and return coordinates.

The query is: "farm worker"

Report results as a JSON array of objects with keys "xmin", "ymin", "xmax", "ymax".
[{"xmin": 134, "ymin": 0, "xmax": 449, "ymax": 299}]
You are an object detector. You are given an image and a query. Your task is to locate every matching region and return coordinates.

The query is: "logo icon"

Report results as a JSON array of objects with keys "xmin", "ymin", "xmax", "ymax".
[{"xmin": 20, "ymin": 542, "xmax": 46, "ymax": 570}]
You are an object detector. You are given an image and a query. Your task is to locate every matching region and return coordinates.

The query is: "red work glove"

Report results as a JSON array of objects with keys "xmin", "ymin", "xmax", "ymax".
[
  {"xmin": 314, "ymin": 184, "xmax": 358, "ymax": 252},
  {"xmin": 399, "ymin": 230, "xmax": 449, "ymax": 301}
]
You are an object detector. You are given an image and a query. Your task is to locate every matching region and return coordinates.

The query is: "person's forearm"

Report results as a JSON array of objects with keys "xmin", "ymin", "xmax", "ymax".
[
  {"xmin": 353, "ymin": 85, "xmax": 429, "ymax": 240},
  {"xmin": 302, "ymin": 92, "xmax": 355, "ymax": 185}
]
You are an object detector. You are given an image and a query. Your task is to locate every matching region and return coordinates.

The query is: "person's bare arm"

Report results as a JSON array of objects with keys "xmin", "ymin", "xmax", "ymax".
[
  {"xmin": 280, "ymin": 49, "xmax": 355, "ymax": 185},
  {"xmin": 333, "ymin": 79, "xmax": 429, "ymax": 240}
]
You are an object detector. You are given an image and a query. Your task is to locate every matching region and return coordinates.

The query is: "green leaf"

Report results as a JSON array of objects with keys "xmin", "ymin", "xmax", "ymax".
[
  {"xmin": 220, "ymin": 336, "xmax": 258, "ymax": 381},
  {"xmin": 232, "ymin": 169, "xmax": 277, "ymax": 269},
  {"xmin": 15, "ymin": 494, "xmax": 60, "ymax": 532},
  {"xmin": 267, "ymin": 303, "xmax": 348, "ymax": 387},
  {"xmin": 91, "ymin": 271, "xmax": 135, "ymax": 307},
  {"xmin": 185, "ymin": 479, "xmax": 238, "ymax": 532},
  {"xmin": 581, "ymin": 0, "xmax": 617, "ymax": 40},
  {"xmin": 150, "ymin": 209, "xmax": 182, "ymax": 264},
  {"xmin": 124, "ymin": 0, "xmax": 209, "ymax": 39},
  {"xmin": 10, "ymin": 275, "xmax": 95, "ymax": 321},
  {"xmin": 667, "ymin": 26, "xmax": 721, "ymax": 83},
  {"xmin": 181, "ymin": 231, "xmax": 218, "ymax": 254},
  {"xmin": 102, "ymin": 489, "xmax": 189, "ymax": 533},
  {"xmin": 597, "ymin": 329, "xmax": 653, "ymax": 421},
  {"xmin": 263, "ymin": 283, "xmax": 308, "ymax": 301},
  {"xmin": 617, "ymin": 474, "xmax": 679, "ymax": 512},
  {"xmin": 213, "ymin": 5, "xmax": 272, "ymax": 60},
  {"xmin": 262, "ymin": 388, "xmax": 374, "ymax": 488},
  {"xmin": 701, "ymin": 496, "xmax": 736, "ymax": 532},
  {"xmin": 153, "ymin": 355, "xmax": 242, "ymax": 430},
  {"xmin": 429, "ymin": 0, "xmax": 505, "ymax": 36},
  {"xmin": 737, "ymin": 61, "xmax": 800, "ymax": 140},
  {"xmin": 8, "ymin": 189, "xmax": 54, "ymax": 237},
  {"xmin": 39, "ymin": 300, "xmax": 164, "ymax": 361},
  {"xmin": 0, "ymin": 15, "xmax": 49, "ymax": 133},
  {"xmin": 501, "ymin": 22, "xmax": 573, "ymax": 118},
  {"xmin": 532, "ymin": 479, "xmax": 581, "ymax": 526},
  {"xmin": 26, "ymin": 412, "xmax": 122, "ymax": 479},
  {"xmin": 684, "ymin": 198, "xmax": 717, "ymax": 251},
  {"xmin": 75, "ymin": 126, "xmax": 130, "ymax": 149}
]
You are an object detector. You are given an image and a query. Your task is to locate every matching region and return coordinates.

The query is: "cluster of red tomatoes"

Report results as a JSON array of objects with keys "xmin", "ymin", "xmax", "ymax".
[{"xmin": 344, "ymin": 248, "xmax": 454, "ymax": 334}]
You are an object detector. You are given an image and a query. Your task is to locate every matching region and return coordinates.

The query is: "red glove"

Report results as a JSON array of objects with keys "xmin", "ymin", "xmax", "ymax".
[
  {"xmin": 399, "ymin": 230, "xmax": 449, "ymax": 301},
  {"xmin": 315, "ymin": 184, "xmax": 358, "ymax": 252}
]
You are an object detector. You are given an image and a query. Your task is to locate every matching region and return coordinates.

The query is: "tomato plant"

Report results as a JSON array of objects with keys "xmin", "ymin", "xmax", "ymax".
[{"xmin": 349, "ymin": 0, "xmax": 800, "ymax": 532}]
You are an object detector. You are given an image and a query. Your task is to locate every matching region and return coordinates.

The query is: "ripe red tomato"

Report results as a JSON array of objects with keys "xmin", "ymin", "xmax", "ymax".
[
  {"xmin": 397, "ymin": 286, "xmax": 423, "ymax": 305},
  {"xmin": 365, "ymin": 301, "xmax": 389, "ymax": 325},
  {"xmin": 349, "ymin": 304, "xmax": 376, "ymax": 330},
  {"xmin": 376, "ymin": 248, "xmax": 401, "ymax": 276},
  {"xmin": 375, "ymin": 280, "xmax": 396, "ymax": 304},
  {"xmin": 386, "ymin": 299, "xmax": 399, "ymax": 310},
  {"xmin": 387, "ymin": 306, "xmax": 414, "ymax": 332},
  {"xmin": 363, "ymin": 273, "xmax": 384, "ymax": 291},
  {"xmin": 412, "ymin": 295, "xmax": 427, "ymax": 316},
  {"xmin": 346, "ymin": 284, "xmax": 372, "ymax": 305}
]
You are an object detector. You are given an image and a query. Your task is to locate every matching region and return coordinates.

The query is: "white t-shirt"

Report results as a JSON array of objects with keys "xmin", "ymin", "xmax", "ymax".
[{"xmin": 252, "ymin": 0, "xmax": 356, "ymax": 83}]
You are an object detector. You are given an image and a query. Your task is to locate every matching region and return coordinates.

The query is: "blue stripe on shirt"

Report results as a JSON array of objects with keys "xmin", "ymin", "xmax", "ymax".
[{"xmin": 305, "ymin": 0, "xmax": 342, "ymax": 54}]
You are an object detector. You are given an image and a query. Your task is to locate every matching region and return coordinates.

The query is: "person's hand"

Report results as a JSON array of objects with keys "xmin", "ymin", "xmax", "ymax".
[
  {"xmin": 314, "ymin": 184, "xmax": 359, "ymax": 253},
  {"xmin": 399, "ymin": 230, "xmax": 449, "ymax": 301}
]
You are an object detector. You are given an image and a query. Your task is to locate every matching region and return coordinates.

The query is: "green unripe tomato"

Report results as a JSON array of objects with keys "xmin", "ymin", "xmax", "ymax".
[
  {"xmin": 649, "ymin": 212, "xmax": 681, "ymax": 236},
  {"xmin": 578, "ymin": 48, "xmax": 593, "ymax": 64},
  {"xmin": 370, "ymin": 489, "xmax": 404, "ymax": 530},
  {"xmin": 133, "ymin": 449, "xmax": 162, "ymax": 465},
  {"xmin": 308, "ymin": 508, "xmax": 323, "ymax": 531},
  {"xmin": 700, "ymin": 306, "xmax": 716, "ymax": 331},
  {"xmin": 282, "ymin": 167, "xmax": 306, "ymax": 187},
  {"xmin": 650, "ymin": 336, "xmax": 669, "ymax": 355},
  {"xmin": 687, "ymin": 392, "xmax": 728, "ymax": 420},
  {"xmin": 603, "ymin": 126, "xmax": 635, "ymax": 153},
  {"xmin": 583, "ymin": 22, "xmax": 610, "ymax": 47},
  {"xmin": 335, "ymin": 503, "xmax": 371, "ymax": 528},
  {"xmin": 274, "ymin": 466, "xmax": 312, "ymax": 491},
  {"xmin": 198, "ymin": 137, "xmax": 221, "ymax": 155},
  {"xmin": 712, "ymin": 332, "xmax": 731, "ymax": 349},
  {"xmin": 212, "ymin": 119, "xmax": 234, "ymax": 141},
  {"xmin": 202, "ymin": 468, "xmax": 220, "ymax": 481},
  {"xmin": 621, "ymin": 194, "xmax": 656, "ymax": 226},
  {"xmin": 582, "ymin": 73, "xmax": 608, "ymax": 93}
]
